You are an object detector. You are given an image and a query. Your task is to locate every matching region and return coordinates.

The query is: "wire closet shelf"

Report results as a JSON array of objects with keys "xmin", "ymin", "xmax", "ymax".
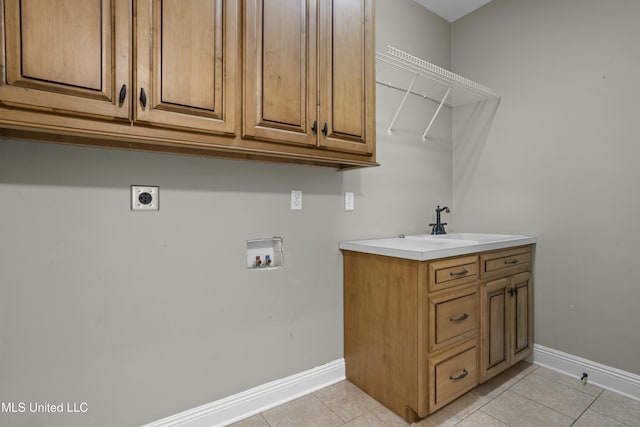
[{"xmin": 376, "ymin": 45, "xmax": 499, "ymax": 140}]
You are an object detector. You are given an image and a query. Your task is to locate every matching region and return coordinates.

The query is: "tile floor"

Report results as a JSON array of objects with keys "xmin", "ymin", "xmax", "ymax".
[{"xmin": 230, "ymin": 361, "xmax": 640, "ymax": 427}]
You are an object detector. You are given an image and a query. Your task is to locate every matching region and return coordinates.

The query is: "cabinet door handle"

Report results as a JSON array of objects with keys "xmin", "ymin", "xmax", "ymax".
[
  {"xmin": 140, "ymin": 88, "xmax": 147, "ymax": 108},
  {"xmin": 504, "ymin": 259, "xmax": 519, "ymax": 265},
  {"xmin": 449, "ymin": 313, "xmax": 469, "ymax": 323},
  {"xmin": 311, "ymin": 121, "xmax": 317, "ymax": 134},
  {"xmin": 118, "ymin": 84, "xmax": 127, "ymax": 105},
  {"xmin": 450, "ymin": 268, "xmax": 468, "ymax": 277},
  {"xmin": 508, "ymin": 287, "xmax": 518, "ymax": 297},
  {"xmin": 449, "ymin": 369, "xmax": 468, "ymax": 381},
  {"xmin": 321, "ymin": 122, "xmax": 328, "ymax": 136}
]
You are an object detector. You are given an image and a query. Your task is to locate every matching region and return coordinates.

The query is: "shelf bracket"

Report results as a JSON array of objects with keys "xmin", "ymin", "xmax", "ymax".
[
  {"xmin": 387, "ymin": 72, "xmax": 418, "ymax": 135},
  {"xmin": 422, "ymin": 86, "xmax": 451, "ymax": 141},
  {"xmin": 377, "ymin": 46, "xmax": 498, "ymax": 142}
]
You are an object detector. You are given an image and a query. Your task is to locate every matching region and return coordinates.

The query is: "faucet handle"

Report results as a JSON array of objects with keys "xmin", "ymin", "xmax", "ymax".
[{"xmin": 429, "ymin": 223, "xmax": 438, "ymax": 235}]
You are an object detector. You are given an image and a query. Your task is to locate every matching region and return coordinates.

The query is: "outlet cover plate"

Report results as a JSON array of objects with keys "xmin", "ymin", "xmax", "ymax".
[
  {"xmin": 345, "ymin": 192, "xmax": 355, "ymax": 211},
  {"xmin": 291, "ymin": 190, "xmax": 302, "ymax": 210},
  {"xmin": 131, "ymin": 186, "xmax": 159, "ymax": 211}
]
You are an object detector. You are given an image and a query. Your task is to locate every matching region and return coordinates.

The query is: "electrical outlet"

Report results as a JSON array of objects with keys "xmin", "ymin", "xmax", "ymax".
[
  {"xmin": 131, "ymin": 186, "xmax": 159, "ymax": 211},
  {"xmin": 291, "ymin": 190, "xmax": 302, "ymax": 210},
  {"xmin": 345, "ymin": 192, "xmax": 355, "ymax": 211}
]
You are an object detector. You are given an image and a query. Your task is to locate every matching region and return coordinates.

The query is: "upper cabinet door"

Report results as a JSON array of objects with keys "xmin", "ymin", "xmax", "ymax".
[
  {"xmin": 0, "ymin": 0, "xmax": 130, "ymax": 119},
  {"xmin": 243, "ymin": 0, "xmax": 317, "ymax": 146},
  {"xmin": 135, "ymin": 0, "xmax": 238, "ymax": 135},
  {"xmin": 318, "ymin": 0, "xmax": 374, "ymax": 154}
]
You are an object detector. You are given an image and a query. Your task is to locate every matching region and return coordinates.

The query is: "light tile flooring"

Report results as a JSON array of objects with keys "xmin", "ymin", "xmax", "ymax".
[{"xmin": 230, "ymin": 362, "xmax": 640, "ymax": 427}]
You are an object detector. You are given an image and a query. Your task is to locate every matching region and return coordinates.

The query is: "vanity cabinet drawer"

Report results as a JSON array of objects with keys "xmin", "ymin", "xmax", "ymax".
[
  {"xmin": 429, "ymin": 255, "xmax": 478, "ymax": 292},
  {"xmin": 480, "ymin": 247, "xmax": 530, "ymax": 279},
  {"xmin": 429, "ymin": 285, "xmax": 478, "ymax": 352},
  {"xmin": 429, "ymin": 339, "xmax": 478, "ymax": 412}
]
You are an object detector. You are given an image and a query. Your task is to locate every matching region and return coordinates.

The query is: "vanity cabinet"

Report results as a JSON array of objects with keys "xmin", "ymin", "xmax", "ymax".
[
  {"xmin": 343, "ymin": 244, "xmax": 533, "ymax": 422},
  {"xmin": 0, "ymin": 0, "xmax": 376, "ymax": 169},
  {"xmin": 243, "ymin": 0, "xmax": 375, "ymax": 154}
]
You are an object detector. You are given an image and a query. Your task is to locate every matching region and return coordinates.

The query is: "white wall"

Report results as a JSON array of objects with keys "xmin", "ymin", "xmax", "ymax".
[
  {"xmin": 0, "ymin": 1, "xmax": 452, "ymax": 426},
  {"xmin": 452, "ymin": 0, "xmax": 640, "ymax": 374}
]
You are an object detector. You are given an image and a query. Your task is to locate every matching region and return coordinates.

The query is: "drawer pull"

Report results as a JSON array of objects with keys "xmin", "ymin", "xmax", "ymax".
[
  {"xmin": 449, "ymin": 369, "xmax": 468, "ymax": 381},
  {"xmin": 450, "ymin": 268, "xmax": 469, "ymax": 277},
  {"xmin": 449, "ymin": 313, "xmax": 469, "ymax": 323},
  {"xmin": 504, "ymin": 259, "xmax": 519, "ymax": 265}
]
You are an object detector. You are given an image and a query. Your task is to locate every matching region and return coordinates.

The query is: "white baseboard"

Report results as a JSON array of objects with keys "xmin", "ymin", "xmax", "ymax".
[
  {"xmin": 140, "ymin": 359, "xmax": 346, "ymax": 427},
  {"xmin": 531, "ymin": 344, "xmax": 640, "ymax": 401}
]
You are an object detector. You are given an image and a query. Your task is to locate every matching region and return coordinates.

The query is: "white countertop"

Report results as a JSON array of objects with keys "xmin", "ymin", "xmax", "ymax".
[{"xmin": 339, "ymin": 233, "xmax": 536, "ymax": 261}]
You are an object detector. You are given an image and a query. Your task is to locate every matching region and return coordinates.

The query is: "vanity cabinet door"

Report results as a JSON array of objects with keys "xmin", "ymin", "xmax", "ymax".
[
  {"xmin": 510, "ymin": 272, "xmax": 532, "ymax": 363},
  {"xmin": 479, "ymin": 278, "xmax": 509, "ymax": 382},
  {"xmin": 0, "ymin": 0, "xmax": 130, "ymax": 119}
]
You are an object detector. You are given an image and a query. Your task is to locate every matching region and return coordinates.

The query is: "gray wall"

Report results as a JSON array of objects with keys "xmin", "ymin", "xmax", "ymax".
[
  {"xmin": 451, "ymin": 0, "xmax": 640, "ymax": 374},
  {"xmin": 0, "ymin": 1, "xmax": 452, "ymax": 426}
]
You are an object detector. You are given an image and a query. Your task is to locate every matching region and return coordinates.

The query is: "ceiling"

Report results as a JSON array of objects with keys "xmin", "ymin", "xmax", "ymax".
[{"xmin": 413, "ymin": 0, "xmax": 494, "ymax": 22}]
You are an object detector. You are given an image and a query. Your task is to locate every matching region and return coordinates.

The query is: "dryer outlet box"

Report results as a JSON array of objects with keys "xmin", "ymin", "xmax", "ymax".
[{"xmin": 131, "ymin": 186, "xmax": 159, "ymax": 211}]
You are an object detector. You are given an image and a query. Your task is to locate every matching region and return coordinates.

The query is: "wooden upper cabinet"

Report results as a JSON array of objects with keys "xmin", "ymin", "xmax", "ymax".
[
  {"xmin": 0, "ymin": 0, "xmax": 376, "ymax": 167},
  {"xmin": 243, "ymin": 0, "xmax": 374, "ymax": 154},
  {"xmin": 318, "ymin": 0, "xmax": 374, "ymax": 154},
  {"xmin": 134, "ymin": 0, "xmax": 238, "ymax": 135},
  {"xmin": 0, "ymin": 0, "xmax": 130, "ymax": 119},
  {"xmin": 243, "ymin": 0, "xmax": 317, "ymax": 146}
]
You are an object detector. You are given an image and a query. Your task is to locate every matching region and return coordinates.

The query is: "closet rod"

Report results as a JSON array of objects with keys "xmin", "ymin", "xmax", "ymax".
[{"xmin": 375, "ymin": 80, "xmax": 453, "ymax": 107}]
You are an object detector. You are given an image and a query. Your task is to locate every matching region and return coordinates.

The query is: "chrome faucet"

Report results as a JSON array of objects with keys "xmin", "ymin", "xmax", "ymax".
[{"xmin": 429, "ymin": 205, "xmax": 450, "ymax": 235}]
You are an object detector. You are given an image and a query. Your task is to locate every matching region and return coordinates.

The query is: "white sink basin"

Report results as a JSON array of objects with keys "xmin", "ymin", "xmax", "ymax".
[
  {"xmin": 349, "ymin": 237, "xmax": 475, "ymax": 252},
  {"xmin": 416, "ymin": 233, "xmax": 526, "ymax": 243},
  {"xmin": 406, "ymin": 234, "xmax": 477, "ymax": 244}
]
